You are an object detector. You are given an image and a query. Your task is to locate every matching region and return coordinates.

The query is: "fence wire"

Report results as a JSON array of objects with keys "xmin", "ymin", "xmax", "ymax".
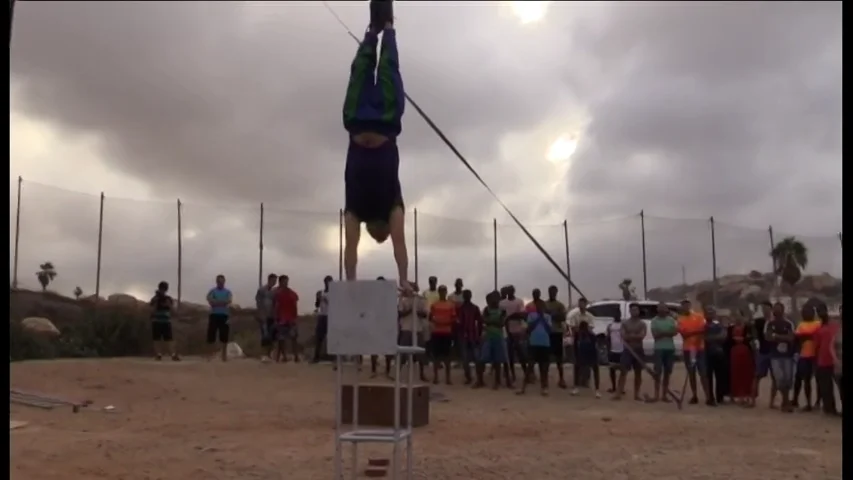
[{"xmin": 10, "ymin": 179, "xmax": 842, "ymax": 310}]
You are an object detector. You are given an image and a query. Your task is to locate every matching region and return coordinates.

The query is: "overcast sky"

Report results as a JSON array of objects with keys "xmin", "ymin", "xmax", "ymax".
[{"xmin": 9, "ymin": 1, "xmax": 842, "ymax": 309}]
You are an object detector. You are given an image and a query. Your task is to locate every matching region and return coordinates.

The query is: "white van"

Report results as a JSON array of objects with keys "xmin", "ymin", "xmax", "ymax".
[{"xmin": 567, "ymin": 300, "xmax": 683, "ymax": 357}]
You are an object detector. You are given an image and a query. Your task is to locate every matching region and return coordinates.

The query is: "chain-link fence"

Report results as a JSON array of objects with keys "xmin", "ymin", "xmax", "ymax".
[{"xmin": 10, "ymin": 177, "xmax": 842, "ymax": 309}]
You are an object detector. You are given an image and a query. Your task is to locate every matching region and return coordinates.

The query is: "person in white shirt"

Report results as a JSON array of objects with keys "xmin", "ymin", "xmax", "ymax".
[
  {"xmin": 500, "ymin": 285, "xmax": 526, "ymax": 386},
  {"xmin": 606, "ymin": 314, "xmax": 624, "ymax": 394},
  {"xmin": 567, "ymin": 297, "xmax": 596, "ymax": 389},
  {"xmin": 398, "ymin": 282, "xmax": 428, "ymax": 382},
  {"xmin": 311, "ymin": 275, "xmax": 333, "ymax": 364}
]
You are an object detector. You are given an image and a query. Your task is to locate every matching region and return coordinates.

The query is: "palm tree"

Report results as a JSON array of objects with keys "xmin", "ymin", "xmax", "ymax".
[
  {"xmin": 73, "ymin": 286, "xmax": 83, "ymax": 300},
  {"xmin": 770, "ymin": 237, "xmax": 808, "ymax": 320},
  {"xmin": 36, "ymin": 262, "xmax": 57, "ymax": 291}
]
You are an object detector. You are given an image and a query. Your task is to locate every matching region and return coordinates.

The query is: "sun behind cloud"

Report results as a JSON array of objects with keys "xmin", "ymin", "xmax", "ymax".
[
  {"xmin": 546, "ymin": 134, "xmax": 578, "ymax": 163},
  {"xmin": 509, "ymin": 1, "xmax": 551, "ymax": 25}
]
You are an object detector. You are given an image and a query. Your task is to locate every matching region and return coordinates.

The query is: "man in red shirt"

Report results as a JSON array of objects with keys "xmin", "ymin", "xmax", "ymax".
[
  {"xmin": 813, "ymin": 304, "xmax": 841, "ymax": 416},
  {"xmin": 456, "ymin": 289, "xmax": 483, "ymax": 385},
  {"xmin": 273, "ymin": 275, "xmax": 300, "ymax": 363}
]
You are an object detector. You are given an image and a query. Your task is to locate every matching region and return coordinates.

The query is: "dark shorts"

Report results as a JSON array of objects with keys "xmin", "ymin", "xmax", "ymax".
[
  {"xmin": 206, "ymin": 314, "xmax": 230, "ymax": 344},
  {"xmin": 755, "ymin": 353, "xmax": 772, "ymax": 378},
  {"xmin": 608, "ymin": 352, "xmax": 622, "ymax": 367},
  {"xmin": 431, "ymin": 335, "xmax": 453, "ymax": 359},
  {"xmin": 151, "ymin": 322, "xmax": 173, "ymax": 342},
  {"xmin": 796, "ymin": 357, "xmax": 815, "ymax": 378},
  {"xmin": 479, "ymin": 336, "xmax": 507, "ymax": 364},
  {"xmin": 683, "ymin": 349, "xmax": 708, "ymax": 375},
  {"xmin": 345, "ymin": 140, "xmax": 403, "ymax": 224},
  {"xmin": 653, "ymin": 350, "xmax": 676, "ymax": 376},
  {"xmin": 276, "ymin": 323, "xmax": 298, "ymax": 341},
  {"xmin": 549, "ymin": 333, "xmax": 564, "ymax": 360},
  {"xmin": 530, "ymin": 345, "xmax": 551, "ymax": 364},
  {"xmin": 620, "ymin": 349, "xmax": 645, "ymax": 372}
]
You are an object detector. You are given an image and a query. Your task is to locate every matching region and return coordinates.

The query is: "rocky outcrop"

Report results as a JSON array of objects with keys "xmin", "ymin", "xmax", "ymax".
[{"xmin": 647, "ymin": 271, "xmax": 842, "ymax": 310}]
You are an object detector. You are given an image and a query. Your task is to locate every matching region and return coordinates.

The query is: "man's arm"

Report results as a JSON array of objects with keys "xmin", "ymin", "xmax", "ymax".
[
  {"xmin": 256, "ymin": 288, "xmax": 266, "ymax": 311},
  {"xmin": 206, "ymin": 290, "xmax": 216, "ymax": 307},
  {"xmin": 149, "ymin": 295, "xmax": 158, "ymax": 307}
]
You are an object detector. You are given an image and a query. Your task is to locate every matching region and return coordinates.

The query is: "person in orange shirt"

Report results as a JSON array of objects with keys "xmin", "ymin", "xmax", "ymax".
[
  {"xmin": 792, "ymin": 305, "xmax": 821, "ymax": 411},
  {"xmin": 677, "ymin": 300, "xmax": 711, "ymax": 405},
  {"xmin": 429, "ymin": 285, "xmax": 457, "ymax": 385}
]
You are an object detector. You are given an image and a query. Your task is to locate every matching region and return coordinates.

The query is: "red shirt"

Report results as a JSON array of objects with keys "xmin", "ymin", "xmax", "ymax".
[
  {"xmin": 814, "ymin": 323, "xmax": 839, "ymax": 368},
  {"xmin": 457, "ymin": 302, "xmax": 483, "ymax": 341},
  {"xmin": 275, "ymin": 288, "xmax": 299, "ymax": 325}
]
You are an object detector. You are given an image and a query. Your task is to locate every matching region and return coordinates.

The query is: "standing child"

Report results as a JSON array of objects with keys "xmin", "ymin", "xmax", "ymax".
[
  {"xmin": 150, "ymin": 281, "xmax": 179, "ymax": 362},
  {"xmin": 519, "ymin": 301, "xmax": 552, "ymax": 396},
  {"xmin": 477, "ymin": 291, "xmax": 511, "ymax": 389},
  {"xmin": 572, "ymin": 321, "xmax": 601, "ymax": 398}
]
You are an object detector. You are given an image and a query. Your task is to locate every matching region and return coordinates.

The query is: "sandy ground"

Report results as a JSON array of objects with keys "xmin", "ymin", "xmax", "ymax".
[{"xmin": 11, "ymin": 358, "xmax": 842, "ymax": 480}]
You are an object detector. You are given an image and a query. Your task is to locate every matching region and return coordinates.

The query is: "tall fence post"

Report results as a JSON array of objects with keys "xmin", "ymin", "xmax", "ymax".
[
  {"xmin": 95, "ymin": 192, "xmax": 105, "ymax": 299},
  {"xmin": 12, "ymin": 176, "xmax": 22, "ymax": 289},
  {"xmin": 338, "ymin": 209, "xmax": 344, "ymax": 281},
  {"xmin": 768, "ymin": 225, "xmax": 777, "ymax": 300},
  {"xmin": 710, "ymin": 216, "xmax": 718, "ymax": 306},
  {"xmin": 413, "ymin": 208, "xmax": 419, "ymax": 287},
  {"xmin": 492, "ymin": 218, "xmax": 498, "ymax": 291},
  {"xmin": 176, "ymin": 199, "xmax": 183, "ymax": 308},
  {"xmin": 640, "ymin": 210, "xmax": 648, "ymax": 299},
  {"xmin": 258, "ymin": 203, "xmax": 264, "ymax": 287},
  {"xmin": 562, "ymin": 219, "xmax": 573, "ymax": 306}
]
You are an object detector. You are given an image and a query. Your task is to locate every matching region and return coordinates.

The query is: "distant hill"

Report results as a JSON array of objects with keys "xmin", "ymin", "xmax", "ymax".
[{"xmin": 646, "ymin": 271, "xmax": 842, "ymax": 311}]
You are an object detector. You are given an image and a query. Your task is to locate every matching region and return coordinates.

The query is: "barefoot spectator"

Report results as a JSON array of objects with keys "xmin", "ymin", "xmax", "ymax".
[
  {"xmin": 311, "ymin": 275, "xmax": 334, "ymax": 364},
  {"xmin": 752, "ymin": 301, "xmax": 778, "ymax": 408},
  {"xmin": 501, "ymin": 285, "xmax": 526, "ymax": 387},
  {"xmin": 477, "ymin": 291, "xmax": 510, "ymax": 389},
  {"xmin": 457, "ymin": 289, "xmax": 483, "ymax": 385},
  {"xmin": 255, "ymin": 273, "xmax": 278, "ymax": 363},
  {"xmin": 150, "ymin": 281, "xmax": 179, "ymax": 361},
  {"xmin": 650, "ymin": 302, "xmax": 677, "ymax": 403},
  {"xmin": 705, "ymin": 306, "xmax": 728, "ymax": 406},
  {"xmin": 572, "ymin": 321, "xmax": 601, "ymax": 398},
  {"xmin": 273, "ymin": 275, "xmax": 300, "ymax": 363},
  {"xmin": 423, "ymin": 276, "xmax": 440, "ymax": 365},
  {"xmin": 568, "ymin": 297, "xmax": 596, "ymax": 388},
  {"xmin": 792, "ymin": 305, "xmax": 820, "ymax": 410},
  {"xmin": 678, "ymin": 300, "xmax": 710, "ymax": 405},
  {"xmin": 814, "ymin": 304, "xmax": 841, "ymax": 416},
  {"xmin": 605, "ymin": 309, "xmax": 623, "ymax": 394},
  {"xmin": 429, "ymin": 285, "xmax": 456, "ymax": 385},
  {"xmin": 447, "ymin": 278, "xmax": 465, "ymax": 369},
  {"xmin": 544, "ymin": 285, "xmax": 568, "ymax": 389},
  {"xmin": 614, "ymin": 303, "xmax": 646, "ymax": 401},
  {"xmin": 206, "ymin": 274, "xmax": 233, "ymax": 362},
  {"xmin": 727, "ymin": 309, "xmax": 755, "ymax": 407},
  {"xmin": 519, "ymin": 300, "xmax": 551, "ymax": 396},
  {"xmin": 398, "ymin": 282, "xmax": 428, "ymax": 382},
  {"xmin": 766, "ymin": 302, "xmax": 796, "ymax": 413}
]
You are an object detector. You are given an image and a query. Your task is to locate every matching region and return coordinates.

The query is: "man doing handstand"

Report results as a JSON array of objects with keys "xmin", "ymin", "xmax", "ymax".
[{"xmin": 342, "ymin": 0, "xmax": 410, "ymax": 291}]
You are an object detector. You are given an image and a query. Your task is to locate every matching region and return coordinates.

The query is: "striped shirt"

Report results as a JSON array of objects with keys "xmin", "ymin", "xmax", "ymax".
[{"xmin": 457, "ymin": 302, "xmax": 483, "ymax": 341}]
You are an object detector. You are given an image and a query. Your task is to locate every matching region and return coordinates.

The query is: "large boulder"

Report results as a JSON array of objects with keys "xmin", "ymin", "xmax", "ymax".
[{"xmin": 21, "ymin": 317, "xmax": 60, "ymax": 336}]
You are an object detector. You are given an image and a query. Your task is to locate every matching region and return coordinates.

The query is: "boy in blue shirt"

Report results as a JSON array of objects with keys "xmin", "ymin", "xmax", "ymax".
[
  {"xmin": 519, "ymin": 300, "xmax": 552, "ymax": 396},
  {"xmin": 206, "ymin": 274, "xmax": 233, "ymax": 362}
]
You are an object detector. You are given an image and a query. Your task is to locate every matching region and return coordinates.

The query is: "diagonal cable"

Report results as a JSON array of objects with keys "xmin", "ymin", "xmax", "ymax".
[{"xmin": 323, "ymin": 2, "xmax": 586, "ymax": 300}]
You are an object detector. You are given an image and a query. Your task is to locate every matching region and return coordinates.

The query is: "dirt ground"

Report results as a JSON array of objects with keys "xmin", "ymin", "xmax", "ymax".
[{"xmin": 11, "ymin": 358, "xmax": 842, "ymax": 480}]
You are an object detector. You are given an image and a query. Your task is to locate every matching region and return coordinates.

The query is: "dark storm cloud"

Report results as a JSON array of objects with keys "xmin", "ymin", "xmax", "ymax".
[{"xmin": 10, "ymin": 2, "xmax": 842, "ymax": 308}]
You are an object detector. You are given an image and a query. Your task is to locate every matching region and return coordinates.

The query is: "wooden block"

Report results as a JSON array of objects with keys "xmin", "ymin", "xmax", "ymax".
[
  {"xmin": 368, "ymin": 458, "xmax": 389, "ymax": 467},
  {"xmin": 365, "ymin": 468, "xmax": 387, "ymax": 478},
  {"xmin": 341, "ymin": 383, "xmax": 430, "ymax": 428}
]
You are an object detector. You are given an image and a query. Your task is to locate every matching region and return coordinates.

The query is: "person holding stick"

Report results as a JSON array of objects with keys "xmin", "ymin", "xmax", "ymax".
[
  {"xmin": 613, "ymin": 303, "xmax": 647, "ymax": 402},
  {"xmin": 678, "ymin": 299, "xmax": 711, "ymax": 405}
]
